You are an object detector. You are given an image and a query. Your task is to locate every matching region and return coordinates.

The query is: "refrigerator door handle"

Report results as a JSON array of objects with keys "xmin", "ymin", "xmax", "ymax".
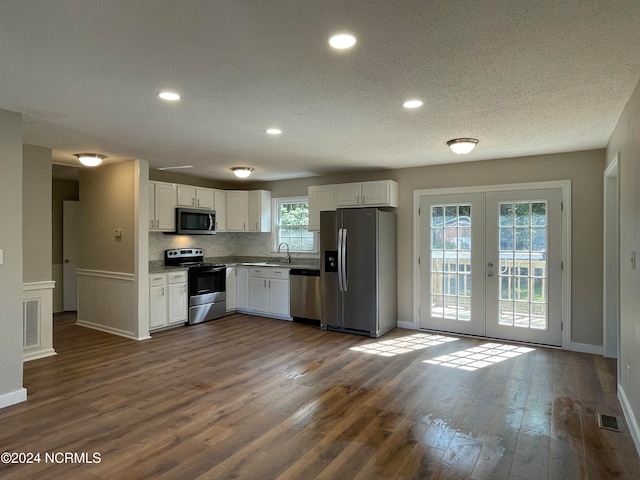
[
  {"xmin": 342, "ymin": 228, "xmax": 348, "ymax": 291},
  {"xmin": 337, "ymin": 228, "xmax": 344, "ymax": 291}
]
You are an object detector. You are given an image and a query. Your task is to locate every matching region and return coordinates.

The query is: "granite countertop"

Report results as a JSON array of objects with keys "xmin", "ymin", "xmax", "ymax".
[{"xmin": 149, "ymin": 257, "xmax": 320, "ymax": 274}]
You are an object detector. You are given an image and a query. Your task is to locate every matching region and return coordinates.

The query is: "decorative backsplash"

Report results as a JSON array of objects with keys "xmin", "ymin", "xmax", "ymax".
[{"xmin": 149, "ymin": 232, "xmax": 319, "ymax": 262}]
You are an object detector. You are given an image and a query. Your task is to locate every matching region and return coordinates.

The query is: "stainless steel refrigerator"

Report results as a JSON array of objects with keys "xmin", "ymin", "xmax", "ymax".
[{"xmin": 320, "ymin": 208, "xmax": 397, "ymax": 337}]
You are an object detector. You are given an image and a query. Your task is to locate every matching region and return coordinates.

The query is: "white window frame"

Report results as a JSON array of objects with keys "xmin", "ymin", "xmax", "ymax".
[{"xmin": 271, "ymin": 196, "xmax": 318, "ymax": 253}]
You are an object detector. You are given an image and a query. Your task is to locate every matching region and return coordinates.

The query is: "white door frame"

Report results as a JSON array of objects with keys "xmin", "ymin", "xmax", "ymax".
[
  {"xmin": 603, "ymin": 154, "xmax": 620, "ymax": 365},
  {"xmin": 413, "ymin": 180, "xmax": 572, "ymax": 350}
]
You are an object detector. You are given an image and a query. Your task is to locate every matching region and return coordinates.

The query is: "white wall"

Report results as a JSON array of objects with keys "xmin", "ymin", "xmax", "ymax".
[
  {"xmin": 0, "ymin": 108, "xmax": 26, "ymax": 408},
  {"xmin": 606, "ymin": 76, "xmax": 640, "ymax": 448}
]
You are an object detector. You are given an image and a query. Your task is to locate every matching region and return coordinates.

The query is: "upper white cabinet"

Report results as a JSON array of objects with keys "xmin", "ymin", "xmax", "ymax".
[
  {"xmin": 308, "ymin": 180, "xmax": 397, "ymax": 231},
  {"xmin": 223, "ymin": 189, "xmax": 271, "ymax": 232},
  {"xmin": 335, "ymin": 180, "xmax": 398, "ymax": 208},
  {"xmin": 249, "ymin": 190, "xmax": 271, "ymax": 232},
  {"xmin": 308, "ymin": 185, "xmax": 336, "ymax": 231},
  {"xmin": 226, "ymin": 191, "xmax": 249, "ymax": 231},
  {"xmin": 177, "ymin": 185, "xmax": 214, "ymax": 209},
  {"xmin": 213, "ymin": 190, "xmax": 227, "ymax": 232},
  {"xmin": 149, "ymin": 181, "xmax": 177, "ymax": 232}
]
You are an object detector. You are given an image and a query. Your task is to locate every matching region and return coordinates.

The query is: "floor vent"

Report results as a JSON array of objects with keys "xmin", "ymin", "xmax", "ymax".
[{"xmin": 597, "ymin": 413, "xmax": 622, "ymax": 432}]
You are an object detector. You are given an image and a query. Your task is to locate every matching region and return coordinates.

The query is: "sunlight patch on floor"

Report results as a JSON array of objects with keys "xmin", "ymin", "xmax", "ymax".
[
  {"xmin": 350, "ymin": 333, "xmax": 459, "ymax": 357},
  {"xmin": 423, "ymin": 342, "xmax": 535, "ymax": 371}
]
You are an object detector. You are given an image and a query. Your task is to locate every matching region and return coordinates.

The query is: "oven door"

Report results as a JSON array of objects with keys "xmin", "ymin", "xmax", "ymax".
[{"xmin": 189, "ymin": 266, "xmax": 226, "ymax": 298}]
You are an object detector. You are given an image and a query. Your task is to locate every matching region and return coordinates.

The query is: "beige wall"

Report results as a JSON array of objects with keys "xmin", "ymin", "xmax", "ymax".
[
  {"xmin": 150, "ymin": 169, "xmax": 237, "ymax": 190},
  {"xmin": 0, "ymin": 109, "xmax": 25, "ymax": 405},
  {"xmin": 606, "ymin": 77, "xmax": 640, "ymax": 430},
  {"xmin": 22, "ymin": 144, "xmax": 52, "ymax": 283},
  {"xmin": 80, "ymin": 161, "xmax": 136, "ymax": 273},
  {"xmin": 252, "ymin": 149, "xmax": 605, "ymax": 347},
  {"xmin": 52, "ymin": 179, "xmax": 79, "ymax": 265}
]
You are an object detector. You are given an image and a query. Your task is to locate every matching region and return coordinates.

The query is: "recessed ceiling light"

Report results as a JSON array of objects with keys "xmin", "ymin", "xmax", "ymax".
[
  {"xmin": 158, "ymin": 91, "xmax": 181, "ymax": 101},
  {"xmin": 403, "ymin": 99, "xmax": 423, "ymax": 109},
  {"xmin": 329, "ymin": 33, "xmax": 357, "ymax": 50},
  {"xmin": 266, "ymin": 128, "xmax": 282, "ymax": 135}
]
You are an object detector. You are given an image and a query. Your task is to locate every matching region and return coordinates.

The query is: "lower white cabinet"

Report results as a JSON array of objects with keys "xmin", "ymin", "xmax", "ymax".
[
  {"xmin": 149, "ymin": 271, "xmax": 188, "ymax": 331},
  {"xmin": 226, "ymin": 267, "xmax": 237, "ymax": 312},
  {"xmin": 240, "ymin": 266, "xmax": 291, "ymax": 320},
  {"xmin": 236, "ymin": 266, "xmax": 249, "ymax": 310}
]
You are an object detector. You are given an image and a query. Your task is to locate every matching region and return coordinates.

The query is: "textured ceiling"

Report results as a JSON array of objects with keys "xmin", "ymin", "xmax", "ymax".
[{"xmin": 2, "ymin": 0, "xmax": 640, "ymax": 182}]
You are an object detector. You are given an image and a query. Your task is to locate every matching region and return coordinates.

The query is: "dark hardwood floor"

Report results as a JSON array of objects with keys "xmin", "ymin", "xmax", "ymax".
[{"xmin": 1, "ymin": 312, "xmax": 638, "ymax": 479}]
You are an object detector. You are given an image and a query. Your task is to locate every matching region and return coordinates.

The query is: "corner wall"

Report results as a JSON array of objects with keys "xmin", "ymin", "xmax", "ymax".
[
  {"xmin": 0, "ymin": 108, "xmax": 26, "ymax": 408},
  {"xmin": 606, "ymin": 76, "xmax": 640, "ymax": 452}
]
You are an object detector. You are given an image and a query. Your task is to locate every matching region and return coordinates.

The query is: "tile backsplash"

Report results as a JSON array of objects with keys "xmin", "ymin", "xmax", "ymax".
[{"xmin": 149, "ymin": 232, "xmax": 319, "ymax": 262}]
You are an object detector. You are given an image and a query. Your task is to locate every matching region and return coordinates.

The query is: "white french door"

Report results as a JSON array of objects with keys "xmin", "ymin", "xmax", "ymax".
[{"xmin": 419, "ymin": 188, "xmax": 563, "ymax": 346}]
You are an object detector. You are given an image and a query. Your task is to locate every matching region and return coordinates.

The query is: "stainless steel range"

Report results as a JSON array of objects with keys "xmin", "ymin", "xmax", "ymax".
[{"xmin": 164, "ymin": 248, "xmax": 226, "ymax": 325}]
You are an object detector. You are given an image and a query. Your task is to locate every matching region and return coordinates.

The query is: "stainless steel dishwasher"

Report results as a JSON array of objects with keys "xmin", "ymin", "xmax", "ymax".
[{"xmin": 289, "ymin": 268, "xmax": 321, "ymax": 322}]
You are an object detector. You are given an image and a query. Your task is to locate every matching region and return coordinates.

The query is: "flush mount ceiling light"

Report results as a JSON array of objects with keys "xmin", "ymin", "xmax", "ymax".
[
  {"xmin": 158, "ymin": 91, "xmax": 181, "ymax": 101},
  {"xmin": 266, "ymin": 128, "xmax": 282, "ymax": 135},
  {"xmin": 75, "ymin": 153, "xmax": 105, "ymax": 167},
  {"xmin": 232, "ymin": 167, "xmax": 254, "ymax": 178},
  {"xmin": 328, "ymin": 33, "xmax": 357, "ymax": 50},
  {"xmin": 447, "ymin": 138, "xmax": 479, "ymax": 155},
  {"xmin": 403, "ymin": 99, "xmax": 423, "ymax": 109}
]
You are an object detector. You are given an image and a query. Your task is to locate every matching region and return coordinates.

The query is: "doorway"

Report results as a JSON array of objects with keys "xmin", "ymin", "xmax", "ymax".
[{"xmin": 415, "ymin": 182, "xmax": 570, "ymax": 348}]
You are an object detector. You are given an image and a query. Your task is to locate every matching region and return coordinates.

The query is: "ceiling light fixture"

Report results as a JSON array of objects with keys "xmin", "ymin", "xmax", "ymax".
[
  {"xmin": 232, "ymin": 167, "xmax": 254, "ymax": 178},
  {"xmin": 329, "ymin": 33, "xmax": 357, "ymax": 50},
  {"xmin": 447, "ymin": 138, "xmax": 479, "ymax": 155},
  {"xmin": 403, "ymin": 99, "xmax": 423, "ymax": 109},
  {"xmin": 158, "ymin": 91, "xmax": 181, "ymax": 101},
  {"xmin": 266, "ymin": 128, "xmax": 282, "ymax": 135},
  {"xmin": 75, "ymin": 153, "xmax": 105, "ymax": 167}
]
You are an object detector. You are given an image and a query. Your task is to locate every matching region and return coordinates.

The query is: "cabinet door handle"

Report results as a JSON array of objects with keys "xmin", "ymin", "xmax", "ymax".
[
  {"xmin": 269, "ymin": 280, "xmax": 271, "ymax": 288},
  {"xmin": 161, "ymin": 287, "xmax": 165, "ymax": 296},
  {"xmin": 150, "ymin": 220, "xmax": 154, "ymax": 228},
  {"xmin": 264, "ymin": 279, "xmax": 266, "ymax": 288},
  {"xmin": 197, "ymin": 198, "xmax": 200, "ymax": 207},
  {"xmin": 363, "ymin": 195, "xmax": 365, "ymax": 204},
  {"xmin": 156, "ymin": 219, "xmax": 159, "ymax": 228},
  {"xmin": 192, "ymin": 198, "xmax": 195, "ymax": 206}
]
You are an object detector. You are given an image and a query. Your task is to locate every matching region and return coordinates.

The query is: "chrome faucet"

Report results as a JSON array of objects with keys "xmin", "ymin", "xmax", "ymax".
[{"xmin": 277, "ymin": 242, "xmax": 290, "ymax": 263}]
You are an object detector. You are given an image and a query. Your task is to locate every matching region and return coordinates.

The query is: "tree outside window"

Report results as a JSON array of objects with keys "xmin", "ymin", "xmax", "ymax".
[{"xmin": 274, "ymin": 197, "xmax": 317, "ymax": 252}]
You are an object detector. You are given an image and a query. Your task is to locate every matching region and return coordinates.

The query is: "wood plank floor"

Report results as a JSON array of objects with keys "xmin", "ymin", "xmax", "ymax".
[{"xmin": 1, "ymin": 313, "xmax": 639, "ymax": 479}]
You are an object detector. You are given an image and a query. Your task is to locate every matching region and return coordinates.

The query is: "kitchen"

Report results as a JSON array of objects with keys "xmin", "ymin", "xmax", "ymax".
[{"xmin": 3, "ymin": 0, "xmax": 640, "ymax": 477}]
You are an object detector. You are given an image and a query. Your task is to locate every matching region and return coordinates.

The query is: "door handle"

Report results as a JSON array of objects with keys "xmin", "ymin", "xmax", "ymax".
[{"xmin": 64, "ymin": 259, "xmax": 70, "ymax": 264}]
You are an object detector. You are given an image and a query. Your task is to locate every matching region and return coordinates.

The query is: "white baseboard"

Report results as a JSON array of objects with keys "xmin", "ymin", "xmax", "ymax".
[
  {"xmin": 619, "ymin": 385, "xmax": 640, "ymax": 458},
  {"xmin": 76, "ymin": 319, "xmax": 138, "ymax": 341},
  {"xmin": 23, "ymin": 348, "xmax": 57, "ymax": 362},
  {"xmin": 397, "ymin": 321, "xmax": 416, "ymax": 330},
  {"xmin": 0, "ymin": 388, "xmax": 27, "ymax": 410},
  {"xmin": 570, "ymin": 342, "xmax": 603, "ymax": 355}
]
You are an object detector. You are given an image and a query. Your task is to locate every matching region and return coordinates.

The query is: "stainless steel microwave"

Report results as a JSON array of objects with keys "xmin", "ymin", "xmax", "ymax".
[{"xmin": 175, "ymin": 208, "xmax": 216, "ymax": 235}]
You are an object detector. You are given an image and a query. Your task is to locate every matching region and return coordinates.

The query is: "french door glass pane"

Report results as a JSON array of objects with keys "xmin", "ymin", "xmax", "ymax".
[
  {"xmin": 430, "ymin": 204, "xmax": 472, "ymax": 321},
  {"xmin": 497, "ymin": 201, "xmax": 548, "ymax": 330}
]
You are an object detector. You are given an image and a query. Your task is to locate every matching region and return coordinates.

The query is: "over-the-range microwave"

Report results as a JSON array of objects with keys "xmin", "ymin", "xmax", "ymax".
[{"xmin": 174, "ymin": 207, "xmax": 216, "ymax": 235}]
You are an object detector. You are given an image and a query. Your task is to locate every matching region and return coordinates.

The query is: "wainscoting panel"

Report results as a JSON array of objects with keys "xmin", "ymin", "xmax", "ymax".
[
  {"xmin": 23, "ymin": 281, "xmax": 56, "ymax": 362},
  {"xmin": 76, "ymin": 270, "xmax": 139, "ymax": 340}
]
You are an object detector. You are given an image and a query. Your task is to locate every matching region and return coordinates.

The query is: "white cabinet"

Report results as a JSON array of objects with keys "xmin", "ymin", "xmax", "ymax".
[
  {"xmin": 334, "ymin": 180, "xmax": 398, "ymax": 208},
  {"xmin": 149, "ymin": 271, "xmax": 188, "ymax": 331},
  {"xmin": 226, "ymin": 267, "xmax": 237, "ymax": 312},
  {"xmin": 177, "ymin": 185, "xmax": 214, "ymax": 209},
  {"xmin": 213, "ymin": 190, "xmax": 227, "ymax": 232},
  {"xmin": 244, "ymin": 267, "xmax": 291, "ymax": 320},
  {"xmin": 149, "ymin": 182, "xmax": 177, "ymax": 231},
  {"xmin": 308, "ymin": 185, "xmax": 336, "ymax": 231},
  {"xmin": 236, "ymin": 266, "xmax": 249, "ymax": 310},
  {"xmin": 166, "ymin": 271, "xmax": 188, "ymax": 325},
  {"xmin": 226, "ymin": 191, "xmax": 249, "ymax": 231},
  {"xmin": 249, "ymin": 190, "xmax": 272, "ymax": 232},
  {"xmin": 149, "ymin": 275, "xmax": 167, "ymax": 329}
]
